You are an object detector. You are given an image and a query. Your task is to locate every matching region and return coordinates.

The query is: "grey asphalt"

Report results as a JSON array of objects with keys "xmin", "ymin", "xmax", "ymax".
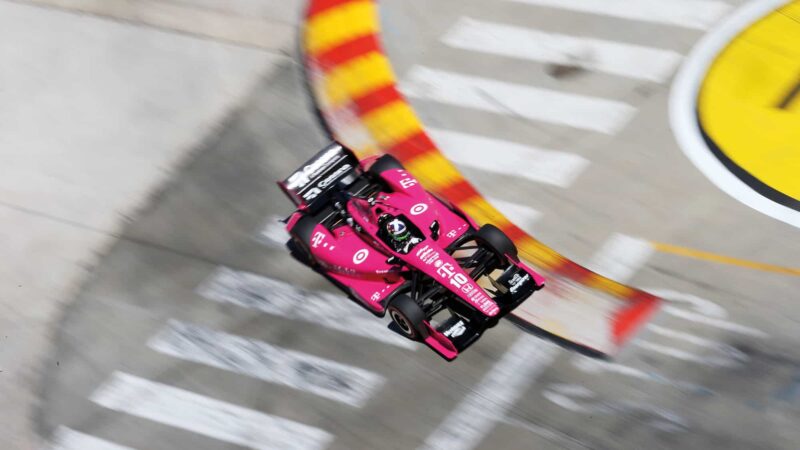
[{"xmin": 36, "ymin": 1, "xmax": 800, "ymax": 450}]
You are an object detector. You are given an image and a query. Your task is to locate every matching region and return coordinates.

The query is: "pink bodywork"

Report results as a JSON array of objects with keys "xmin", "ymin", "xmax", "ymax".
[{"xmin": 287, "ymin": 165, "xmax": 505, "ymax": 318}]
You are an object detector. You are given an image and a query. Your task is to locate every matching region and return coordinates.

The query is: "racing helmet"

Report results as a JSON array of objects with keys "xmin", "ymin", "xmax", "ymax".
[{"xmin": 386, "ymin": 218, "xmax": 411, "ymax": 242}]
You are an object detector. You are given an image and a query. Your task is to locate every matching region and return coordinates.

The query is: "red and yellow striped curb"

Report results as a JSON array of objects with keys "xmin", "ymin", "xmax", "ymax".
[{"xmin": 303, "ymin": 0, "xmax": 659, "ymax": 348}]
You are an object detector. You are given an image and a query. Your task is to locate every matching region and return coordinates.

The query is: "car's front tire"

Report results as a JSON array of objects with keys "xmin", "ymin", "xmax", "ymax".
[
  {"xmin": 387, "ymin": 294, "xmax": 427, "ymax": 340},
  {"xmin": 477, "ymin": 224, "xmax": 518, "ymax": 259}
]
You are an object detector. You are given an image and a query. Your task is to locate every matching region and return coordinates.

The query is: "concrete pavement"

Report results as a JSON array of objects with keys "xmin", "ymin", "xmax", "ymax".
[
  {"xmin": 0, "ymin": 0, "xmax": 298, "ymax": 447},
  {"xmin": 20, "ymin": 0, "xmax": 800, "ymax": 449}
]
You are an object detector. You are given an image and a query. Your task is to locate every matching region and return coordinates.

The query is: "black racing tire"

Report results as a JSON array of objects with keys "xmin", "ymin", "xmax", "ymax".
[
  {"xmin": 368, "ymin": 154, "xmax": 404, "ymax": 176},
  {"xmin": 288, "ymin": 214, "xmax": 318, "ymax": 265},
  {"xmin": 387, "ymin": 294, "xmax": 427, "ymax": 340},
  {"xmin": 477, "ymin": 224, "xmax": 518, "ymax": 259}
]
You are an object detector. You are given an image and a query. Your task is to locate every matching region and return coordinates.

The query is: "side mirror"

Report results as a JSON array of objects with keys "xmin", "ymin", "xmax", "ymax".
[{"xmin": 429, "ymin": 220, "xmax": 440, "ymax": 240}]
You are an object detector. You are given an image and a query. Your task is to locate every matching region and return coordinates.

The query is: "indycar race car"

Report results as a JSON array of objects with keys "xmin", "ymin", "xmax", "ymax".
[{"xmin": 278, "ymin": 142, "xmax": 545, "ymax": 360}]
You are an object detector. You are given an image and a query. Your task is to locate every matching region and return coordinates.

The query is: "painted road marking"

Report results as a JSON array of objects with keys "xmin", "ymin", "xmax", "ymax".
[
  {"xmin": 696, "ymin": 1, "xmax": 800, "ymax": 210},
  {"xmin": 257, "ymin": 215, "xmax": 290, "ymax": 248},
  {"xmin": 586, "ymin": 233, "xmax": 654, "ymax": 282},
  {"xmin": 91, "ymin": 372, "xmax": 333, "ymax": 450},
  {"xmin": 670, "ymin": 0, "xmax": 800, "ymax": 229},
  {"xmin": 505, "ymin": 0, "xmax": 731, "ymax": 30},
  {"xmin": 571, "ymin": 355, "xmax": 712, "ymax": 394},
  {"xmin": 487, "ymin": 197, "xmax": 541, "ymax": 236},
  {"xmin": 644, "ymin": 324, "xmax": 747, "ymax": 366},
  {"xmin": 197, "ymin": 267, "xmax": 417, "ymax": 349},
  {"xmin": 652, "ymin": 241, "xmax": 800, "ymax": 277},
  {"xmin": 401, "ymin": 66, "xmax": 636, "ymax": 134},
  {"xmin": 542, "ymin": 383, "xmax": 688, "ymax": 432},
  {"xmin": 647, "ymin": 288, "xmax": 768, "ymax": 338},
  {"xmin": 427, "ymin": 127, "xmax": 589, "ymax": 187},
  {"xmin": 46, "ymin": 426, "xmax": 134, "ymax": 450},
  {"xmin": 420, "ymin": 233, "xmax": 646, "ymax": 450},
  {"xmin": 442, "ymin": 18, "xmax": 683, "ymax": 82},
  {"xmin": 148, "ymin": 320, "xmax": 385, "ymax": 407},
  {"xmin": 419, "ymin": 335, "xmax": 560, "ymax": 450}
]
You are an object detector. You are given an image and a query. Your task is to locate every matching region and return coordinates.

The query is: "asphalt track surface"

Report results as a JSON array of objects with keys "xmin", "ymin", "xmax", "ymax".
[{"xmin": 39, "ymin": 0, "xmax": 800, "ymax": 449}]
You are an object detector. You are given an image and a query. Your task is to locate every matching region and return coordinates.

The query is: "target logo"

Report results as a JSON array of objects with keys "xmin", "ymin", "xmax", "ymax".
[
  {"xmin": 409, "ymin": 203, "xmax": 428, "ymax": 215},
  {"xmin": 353, "ymin": 249, "xmax": 369, "ymax": 264}
]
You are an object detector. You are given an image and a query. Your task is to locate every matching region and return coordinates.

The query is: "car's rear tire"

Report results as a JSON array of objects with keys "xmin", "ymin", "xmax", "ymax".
[
  {"xmin": 368, "ymin": 154, "xmax": 404, "ymax": 176},
  {"xmin": 387, "ymin": 294, "xmax": 427, "ymax": 340},
  {"xmin": 477, "ymin": 224, "xmax": 518, "ymax": 259},
  {"xmin": 288, "ymin": 214, "xmax": 318, "ymax": 266}
]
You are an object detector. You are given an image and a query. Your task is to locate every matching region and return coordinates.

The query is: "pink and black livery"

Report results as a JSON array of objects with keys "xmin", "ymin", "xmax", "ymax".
[{"xmin": 278, "ymin": 143, "xmax": 546, "ymax": 360}]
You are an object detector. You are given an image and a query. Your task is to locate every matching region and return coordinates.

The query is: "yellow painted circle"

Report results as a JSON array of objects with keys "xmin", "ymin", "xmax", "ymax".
[{"xmin": 698, "ymin": 1, "xmax": 800, "ymax": 209}]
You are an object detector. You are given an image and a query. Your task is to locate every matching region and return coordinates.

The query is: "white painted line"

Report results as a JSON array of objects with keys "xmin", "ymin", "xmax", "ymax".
[
  {"xmin": 501, "ymin": 416, "xmax": 592, "ymax": 450},
  {"xmin": 419, "ymin": 336, "xmax": 559, "ymax": 450},
  {"xmin": 644, "ymin": 324, "xmax": 747, "ymax": 366},
  {"xmin": 46, "ymin": 426, "xmax": 133, "ymax": 450},
  {"xmin": 427, "ymin": 127, "xmax": 589, "ymax": 187},
  {"xmin": 401, "ymin": 66, "xmax": 636, "ymax": 134},
  {"xmin": 197, "ymin": 267, "xmax": 417, "ymax": 349},
  {"xmin": 635, "ymin": 340, "xmax": 735, "ymax": 367},
  {"xmin": 487, "ymin": 197, "xmax": 541, "ymax": 236},
  {"xmin": 505, "ymin": 0, "xmax": 731, "ymax": 30},
  {"xmin": 442, "ymin": 18, "xmax": 683, "ymax": 82},
  {"xmin": 91, "ymin": 372, "xmax": 333, "ymax": 450},
  {"xmin": 571, "ymin": 355, "xmax": 712, "ymax": 394},
  {"xmin": 421, "ymin": 233, "xmax": 653, "ymax": 449},
  {"xmin": 542, "ymin": 383, "xmax": 688, "ymax": 432},
  {"xmin": 670, "ymin": 0, "xmax": 800, "ymax": 229},
  {"xmin": 662, "ymin": 306, "xmax": 768, "ymax": 338},
  {"xmin": 645, "ymin": 288, "xmax": 769, "ymax": 338},
  {"xmin": 148, "ymin": 320, "xmax": 385, "ymax": 407},
  {"xmin": 256, "ymin": 215, "xmax": 290, "ymax": 247},
  {"xmin": 586, "ymin": 233, "xmax": 654, "ymax": 281}
]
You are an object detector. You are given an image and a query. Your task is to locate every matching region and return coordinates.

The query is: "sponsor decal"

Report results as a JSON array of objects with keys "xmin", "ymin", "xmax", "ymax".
[
  {"xmin": 353, "ymin": 249, "xmax": 369, "ymax": 264},
  {"xmin": 285, "ymin": 146, "xmax": 342, "ymax": 189},
  {"xmin": 509, "ymin": 273, "xmax": 530, "ymax": 294},
  {"xmin": 437, "ymin": 262, "xmax": 469, "ymax": 289},
  {"xmin": 446, "ymin": 229, "xmax": 458, "ymax": 239},
  {"xmin": 415, "ymin": 244, "xmax": 440, "ymax": 265},
  {"xmin": 318, "ymin": 164, "xmax": 352, "ymax": 189},
  {"xmin": 370, "ymin": 291, "xmax": 381, "ymax": 302},
  {"xmin": 409, "ymin": 202, "xmax": 428, "ymax": 215},
  {"xmin": 443, "ymin": 320, "xmax": 466, "ymax": 338},
  {"xmin": 303, "ymin": 187, "xmax": 322, "ymax": 201},
  {"xmin": 399, "ymin": 177, "xmax": 417, "ymax": 189},
  {"xmin": 311, "ymin": 231, "xmax": 325, "ymax": 248}
]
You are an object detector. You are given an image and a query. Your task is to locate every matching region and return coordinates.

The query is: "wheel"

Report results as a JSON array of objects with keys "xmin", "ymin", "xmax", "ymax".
[
  {"xmin": 368, "ymin": 154, "xmax": 404, "ymax": 176},
  {"xmin": 387, "ymin": 294, "xmax": 427, "ymax": 340},
  {"xmin": 288, "ymin": 214, "xmax": 318, "ymax": 265},
  {"xmin": 476, "ymin": 224, "xmax": 518, "ymax": 259}
]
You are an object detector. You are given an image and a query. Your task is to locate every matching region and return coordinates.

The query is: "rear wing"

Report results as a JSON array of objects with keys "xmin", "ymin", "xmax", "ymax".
[{"xmin": 278, "ymin": 142, "xmax": 361, "ymax": 209}]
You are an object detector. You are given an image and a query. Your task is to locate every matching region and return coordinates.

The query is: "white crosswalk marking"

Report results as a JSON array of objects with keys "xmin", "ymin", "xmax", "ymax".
[
  {"xmin": 505, "ymin": 0, "xmax": 731, "ymax": 30},
  {"xmin": 91, "ymin": 372, "xmax": 333, "ymax": 450},
  {"xmin": 427, "ymin": 127, "xmax": 589, "ymax": 187},
  {"xmin": 442, "ymin": 18, "xmax": 683, "ymax": 82},
  {"xmin": 486, "ymin": 197, "xmax": 541, "ymax": 236},
  {"xmin": 419, "ymin": 336, "xmax": 560, "ymax": 450},
  {"xmin": 586, "ymin": 233, "xmax": 654, "ymax": 281},
  {"xmin": 197, "ymin": 267, "xmax": 417, "ymax": 349},
  {"xmin": 421, "ymin": 234, "xmax": 651, "ymax": 450},
  {"xmin": 148, "ymin": 320, "xmax": 385, "ymax": 407},
  {"xmin": 46, "ymin": 426, "xmax": 134, "ymax": 450},
  {"xmin": 401, "ymin": 66, "xmax": 636, "ymax": 134}
]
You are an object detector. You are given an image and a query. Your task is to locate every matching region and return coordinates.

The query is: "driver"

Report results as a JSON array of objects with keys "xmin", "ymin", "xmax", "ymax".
[{"xmin": 384, "ymin": 216, "xmax": 421, "ymax": 253}]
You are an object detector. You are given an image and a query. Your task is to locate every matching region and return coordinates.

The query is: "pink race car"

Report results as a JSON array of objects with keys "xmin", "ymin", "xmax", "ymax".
[{"xmin": 279, "ymin": 143, "xmax": 545, "ymax": 360}]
